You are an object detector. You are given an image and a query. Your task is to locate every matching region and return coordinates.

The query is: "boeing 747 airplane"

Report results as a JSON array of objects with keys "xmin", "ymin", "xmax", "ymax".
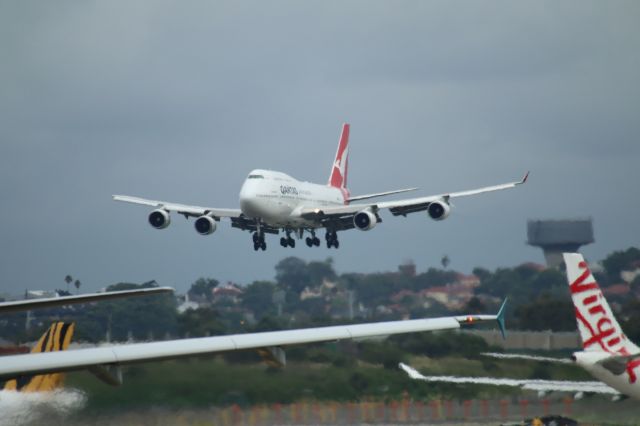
[{"xmin": 114, "ymin": 124, "xmax": 528, "ymax": 250}]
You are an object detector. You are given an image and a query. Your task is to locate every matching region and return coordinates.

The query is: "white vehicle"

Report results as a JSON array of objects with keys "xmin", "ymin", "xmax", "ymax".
[
  {"xmin": 0, "ymin": 302, "xmax": 506, "ymax": 387},
  {"xmin": 114, "ymin": 124, "xmax": 528, "ymax": 250},
  {"xmin": 400, "ymin": 253, "xmax": 640, "ymax": 400}
]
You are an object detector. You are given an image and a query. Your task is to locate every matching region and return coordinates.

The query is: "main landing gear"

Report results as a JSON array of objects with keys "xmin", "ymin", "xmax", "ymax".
[
  {"xmin": 280, "ymin": 236, "xmax": 295, "ymax": 248},
  {"xmin": 325, "ymin": 230, "xmax": 339, "ymax": 249},
  {"xmin": 252, "ymin": 232, "xmax": 266, "ymax": 251},
  {"xmin": 305, "ymin": 231, "xmax": 320, "ymax": 247}
]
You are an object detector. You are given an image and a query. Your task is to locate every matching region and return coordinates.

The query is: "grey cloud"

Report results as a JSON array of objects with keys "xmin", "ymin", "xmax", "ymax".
[{"xmin": 0, "ymin": 1, "xmax": 639, "ymax": 295}]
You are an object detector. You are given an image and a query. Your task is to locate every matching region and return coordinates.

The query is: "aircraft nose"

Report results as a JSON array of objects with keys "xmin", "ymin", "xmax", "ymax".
[{"xmin": 239, "ymin": 182, "xmax": 260, "ymax": 217}]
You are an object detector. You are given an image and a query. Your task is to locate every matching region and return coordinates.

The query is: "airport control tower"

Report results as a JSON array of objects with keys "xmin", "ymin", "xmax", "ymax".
[{"xmin": 527, "ymin": 218, "xmax": 594, "ymax": 268}]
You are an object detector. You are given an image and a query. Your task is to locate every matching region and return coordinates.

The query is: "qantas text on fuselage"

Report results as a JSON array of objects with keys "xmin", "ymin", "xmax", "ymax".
[{"xmin": 114, "ymin": 123, "xmax": 528, "ymax": 251}]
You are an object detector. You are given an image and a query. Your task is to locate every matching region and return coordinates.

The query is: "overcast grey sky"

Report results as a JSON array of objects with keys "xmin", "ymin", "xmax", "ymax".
[{"xmin": 1, "ymin": 1, "xmax": 639, "ymax": 295}]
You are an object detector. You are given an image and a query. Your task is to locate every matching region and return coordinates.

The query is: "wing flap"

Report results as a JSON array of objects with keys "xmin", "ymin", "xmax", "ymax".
[{"xmin": 347, "ymin": 187, "xmax": 418, "ymax": 203}]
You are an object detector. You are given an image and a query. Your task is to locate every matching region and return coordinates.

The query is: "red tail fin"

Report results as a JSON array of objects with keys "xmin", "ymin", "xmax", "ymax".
[{"xmin": 328, "ymin": 123, "xmax": 350, "ymax": 188}]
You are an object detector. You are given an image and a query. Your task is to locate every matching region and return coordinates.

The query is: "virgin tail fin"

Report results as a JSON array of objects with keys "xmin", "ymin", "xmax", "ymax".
[
  {"xmin": 328, "ymin": 123, "xmax": 350, "ymax": 189},
  {"xmin": 564, "ymin": 253, "xmax": 638, "ymax": 354}
]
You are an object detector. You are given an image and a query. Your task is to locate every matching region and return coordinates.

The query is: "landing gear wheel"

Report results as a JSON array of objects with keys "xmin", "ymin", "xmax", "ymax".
[
  {"xmin": 280, "ymin": 237, "xmax": 287, "ymax": 247},
  {"xmin": 306, "ymin": 237, "xmax": 313, "ymax": 247},
  {"xmin": 313, "ymin": 237, "xmax": 320, "ymax": 246},
  {"xmin": 325, "ymin": 231, "xmax": 339, "ymax": 249},
  {"xmin": 287, "ymin": 238, "xmax": 295, "ymax": 248},
  {"xmin": 253, "ymin": 231, "xmax": 266, "ymax": 251}
]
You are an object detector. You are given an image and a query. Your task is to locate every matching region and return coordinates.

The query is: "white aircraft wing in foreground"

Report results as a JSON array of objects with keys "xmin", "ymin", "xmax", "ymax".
[
  {"xmin": 0, "ymin": 303, "xmax": 506, "ymax": 386},
  {"xmin": 0, "ymin": 287, "xmax": 174, "ymax": 314},
  {"xmin": 399, "ymin": 362, "xmax": 619, "ymax": 397}
]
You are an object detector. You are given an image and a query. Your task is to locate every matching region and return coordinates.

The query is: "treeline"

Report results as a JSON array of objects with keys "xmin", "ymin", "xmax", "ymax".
[{"xmin": 2, "ymin": 247, "xmax": 639, "ymax": 345}]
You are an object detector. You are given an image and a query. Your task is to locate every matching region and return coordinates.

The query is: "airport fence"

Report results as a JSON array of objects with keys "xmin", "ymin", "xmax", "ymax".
[{"xmin": 211, "ymin": 397, "xmax": 575, "ymax": 425}]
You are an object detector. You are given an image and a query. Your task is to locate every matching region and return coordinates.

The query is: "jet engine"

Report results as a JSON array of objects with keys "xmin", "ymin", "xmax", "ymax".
[
  {"xmin": 148, "ymin": 209, "xmax": 171, "ymax": 229},
  {"xmin": 194, "ymin": 215, "xmax": 217, "ymax": 235},
  {"xmin": 427, "ymin": 200, "xmax": 451, "ymax": 221},
  {"xmin": 353, "ymin": 210, "xmax": 377, "ymax": 231}
]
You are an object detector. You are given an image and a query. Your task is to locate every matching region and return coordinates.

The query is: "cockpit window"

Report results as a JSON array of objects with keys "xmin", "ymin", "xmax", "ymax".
[{"xmin": 248, "ymin": 174, "xmax": 264, "ymax": 179}]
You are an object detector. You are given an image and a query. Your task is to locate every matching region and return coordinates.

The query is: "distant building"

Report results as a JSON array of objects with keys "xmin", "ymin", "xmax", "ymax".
[
  {"xmin": 398, "ymin": 260, "xmax": 416, "ymax": 277},
  {"xmin": 527, "ymin": 218, "xmax": 594, "ymax": 268},
  {"xmin": 212, "ymin": 282, "xmax": 244, "ymax": 305}
]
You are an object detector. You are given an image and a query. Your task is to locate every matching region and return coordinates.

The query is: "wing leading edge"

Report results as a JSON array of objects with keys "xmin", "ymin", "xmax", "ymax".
[
  {"xmin": 0, "ymin": 312, "xmax": 502, "ymax": 382},
  {"xmin": 112, "ymin": 195, "xmax": 241, "ymax": 219}
]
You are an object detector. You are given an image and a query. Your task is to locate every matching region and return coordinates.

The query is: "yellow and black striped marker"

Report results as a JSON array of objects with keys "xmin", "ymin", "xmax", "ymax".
[{"xmin": 3, "ymin": 322, "xmax": 75, "ymax": 392}]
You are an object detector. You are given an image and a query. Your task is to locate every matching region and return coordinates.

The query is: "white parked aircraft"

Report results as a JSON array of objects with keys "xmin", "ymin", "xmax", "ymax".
[
  {"xmin": 0, "ymin": 302, "xmax": 507, "ymax": 387},
  {"xmin": 400, "ymin": 253, "xmax": 640, "ymax": 400},
  {"xmin": 114, "ymin": 124, "xmax": 528, "ymax": 250}
]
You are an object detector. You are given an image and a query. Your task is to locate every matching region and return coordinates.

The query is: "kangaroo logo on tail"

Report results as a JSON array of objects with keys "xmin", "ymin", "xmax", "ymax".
[{"xmin": 328, "ymin": 123, "xmax": 350, "ymax": 189}]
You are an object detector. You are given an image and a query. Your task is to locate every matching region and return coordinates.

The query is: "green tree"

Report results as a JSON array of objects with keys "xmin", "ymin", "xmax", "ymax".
[
  {"xmin": 515, "ymin": 294, "xmax": 575, "ymax": 331},
  {"xmin": 73, "ymin": 281, "xmax": 178, "ymax": 342},
  {"xmin": 307, "ymin": 258, "xmax": 337, "ymax": 286},
  {"xmin": 64, "ymin": 275, "xmax": 73, "ymax": 293},
  {"xmin": 177, "ymin": 307, "xmax": 225, "ymax": 337},
  {"xmin": 275, "ymin": 257, "xmax": 310, "ymax": 294},
  {"xmin": 241, "ymin": 281, "xmax": 276, "ymax": 319},
  {"xmin": 602, "ymin": 247, "xmax": 640, "ymax": 280},
  {"xmin": 188, "ymin": 278, "xmax": 219, "ymax": 302}
]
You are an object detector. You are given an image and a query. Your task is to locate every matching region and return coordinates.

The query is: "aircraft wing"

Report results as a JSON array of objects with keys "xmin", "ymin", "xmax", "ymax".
[
  {"xmin": 399, "ymin": 363, "xmax": 619, "ymax": 396},
  {"xmin": 0, "ymin": 312, "xmax": 501, "ymax": 382},
  {"xmin": 113, "ymin": 195, "xmax": 242, "ymax": 219},
  {"xmin": 0, "ymin": 287, "xmax": 174, "ymax": 314},
  {"xmin": 299, "ymin": 172, "xmax": 528, "ymax": 222}
]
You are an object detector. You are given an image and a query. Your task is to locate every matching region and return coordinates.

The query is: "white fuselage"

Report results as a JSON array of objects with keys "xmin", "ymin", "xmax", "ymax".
[
  {"xmin": 574, "ymin": 350, "xmax": 640, "ymax": 399},
  {"xmin": 239, "ymin": 169, "xmax": 346, "ymax": 227}
]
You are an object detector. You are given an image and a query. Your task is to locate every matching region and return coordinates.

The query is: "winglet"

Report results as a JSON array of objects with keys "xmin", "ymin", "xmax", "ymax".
[
  {"xmin": 519, "ymin": 171, "xmax": 530, "ymax": 185},
  {"xmin": 496, "ymin": 298, "xmax": 508, "ymax": 340}
]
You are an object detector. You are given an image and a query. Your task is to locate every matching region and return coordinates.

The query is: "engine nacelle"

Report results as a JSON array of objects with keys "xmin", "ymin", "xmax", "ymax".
[
  {"xmin": 148, "ymin": 209, "xmax": 171, "ymax": 229},
  {"xmin": 353, "ymin": 210, "xmax": 377, "ymax": 231},
  {"xmin": 427, "ymin": 200, "xmax": 451, "ymax": 221},
  {"xmin": 194, "ymin": 215, "xmax": 217, "ymax": 235}
]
